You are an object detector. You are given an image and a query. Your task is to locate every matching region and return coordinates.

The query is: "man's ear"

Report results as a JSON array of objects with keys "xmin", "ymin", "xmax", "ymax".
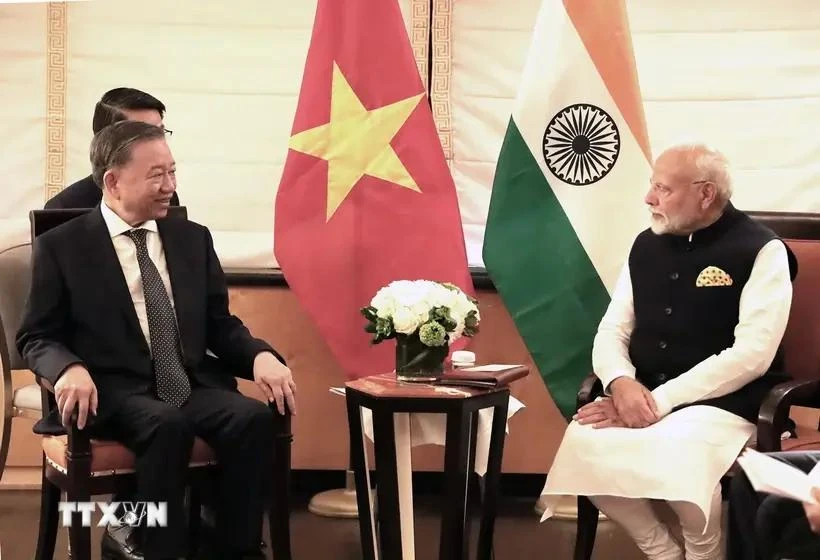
[
  {"xmin": 700, "ymin": 181, "xmax": 717, "ymax": 209},
  {"xmin": 102, "ymin": 169, "xmax": 118, "ymax": 196}
]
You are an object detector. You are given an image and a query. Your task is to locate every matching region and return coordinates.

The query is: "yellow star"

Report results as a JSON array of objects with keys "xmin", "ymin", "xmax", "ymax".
[{"xmin": 288, "ymin": 62, "xmax": 424, "ymax": 220}]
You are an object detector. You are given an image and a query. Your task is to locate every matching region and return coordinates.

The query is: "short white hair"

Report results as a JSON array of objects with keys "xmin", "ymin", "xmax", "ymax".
[{"xmin": 658, "ymin": 142, "xmax": 733, "ymax": 205}]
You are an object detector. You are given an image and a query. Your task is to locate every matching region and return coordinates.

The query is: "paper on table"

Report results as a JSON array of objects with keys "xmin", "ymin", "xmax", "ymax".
[
  {"xmin": 459, "ymin": 364, "xmax": 522, "ymax": 372},
  {"xmin": 736, "ymin": 448, "xmax": 820, "ymax": 504}
]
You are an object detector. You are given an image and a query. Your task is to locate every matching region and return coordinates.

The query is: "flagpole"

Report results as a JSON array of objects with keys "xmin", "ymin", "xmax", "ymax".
[{"xmin": 307, "ymin": 436, "xmax": 360, "ymax": 518}]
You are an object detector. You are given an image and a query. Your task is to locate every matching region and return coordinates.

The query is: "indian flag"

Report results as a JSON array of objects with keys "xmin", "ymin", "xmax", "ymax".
[{"xmin": 483, "ymin": 0, "xmax": 652, "ymax": 419}]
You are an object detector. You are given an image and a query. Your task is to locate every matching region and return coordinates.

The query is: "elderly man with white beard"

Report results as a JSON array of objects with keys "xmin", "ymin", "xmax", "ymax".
[{"xmin": 539, "ymin": 143, "xmax": 798, "ymax": 560}]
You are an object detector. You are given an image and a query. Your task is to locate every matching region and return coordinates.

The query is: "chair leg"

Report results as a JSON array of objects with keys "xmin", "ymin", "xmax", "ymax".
[
  {"xmin": 67, "ymin": 490, "xmax": 91, "ymax": 560},
  {"xmin": 64, "ymin": 423, "xmax": 92, "ymax": 560},
  {"xmin": 0, "ymin": 412, "xmax": 11, "ymax": 482},
  {"xmin": 34, "ymin": 459, "xmax": 59, "ymax": 560},
  {"xmin": 269, "ymin": 416, "xmax": 292, "ymax": 560},
  {"xmin": 187, "ymin": 483, "xmax": 202, "ymax": 560},
  {"xmin": 574, "ymin": 496, "xmax": 599, "ymax": 560}
]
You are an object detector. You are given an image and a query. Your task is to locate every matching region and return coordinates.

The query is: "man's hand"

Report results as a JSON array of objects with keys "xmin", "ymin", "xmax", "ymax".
[
  {"xmin": 54, "ymin": 364, "xmax": 97, "ymax": 430},
  {"xmin": 609, "ymin": 377, "xmax": 659, "ymax": 428},
  {"xmin": 253, "ymin": 352, "xmax": 296, "ymax": 416},
  {"xmin": 574, "ymin": 398, "xmax": 627, "ymax": 429},
  {"xmin": 804, "ymin": 488, "xmax": 820, "ymax": 533}
]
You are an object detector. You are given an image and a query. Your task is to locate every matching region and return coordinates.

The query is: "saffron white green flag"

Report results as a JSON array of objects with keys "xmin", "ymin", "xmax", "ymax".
[{"xmin": 483, "ymin": 0, "xmax": 653, "ymax": 418}]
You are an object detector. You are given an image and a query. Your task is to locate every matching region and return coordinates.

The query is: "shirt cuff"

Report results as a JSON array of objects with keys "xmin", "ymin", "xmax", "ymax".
[
  {"xmin": 651, "ymin": 385, "xmax": 674, "ymax": 418},
  {"xmin": 597, "ymin": 370, "xmax": 635, "ymax": 395}
]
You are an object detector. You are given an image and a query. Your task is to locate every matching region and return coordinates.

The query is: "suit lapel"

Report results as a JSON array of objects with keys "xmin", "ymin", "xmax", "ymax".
[
  {"xmin": 157, "ymin": 217, "xmax": 196, "ymax": 345},
  {"xmin": 81, "ymin": 208, "xmax": 149, "ymax": 353}
]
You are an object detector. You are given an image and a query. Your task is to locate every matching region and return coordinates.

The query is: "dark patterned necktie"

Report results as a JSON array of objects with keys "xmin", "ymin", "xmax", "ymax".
[{"xmin": 125, "ymin": 228, "xmax": 191, "ymax": 407}]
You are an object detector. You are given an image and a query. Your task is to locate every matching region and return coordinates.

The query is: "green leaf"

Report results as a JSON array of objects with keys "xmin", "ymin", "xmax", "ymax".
[{"xmin": 361, "ymin": 306, "xmax": 378, "ymax": 321}]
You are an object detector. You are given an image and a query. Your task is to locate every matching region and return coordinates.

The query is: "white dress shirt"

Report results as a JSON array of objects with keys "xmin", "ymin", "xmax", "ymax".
[
  {"xmin": 100, "ymin": 201, "xmax": 176, "ymax": 348},
  {"xmin": 592, "ymin": 238, "xmax": 793, "ymax": 417}
]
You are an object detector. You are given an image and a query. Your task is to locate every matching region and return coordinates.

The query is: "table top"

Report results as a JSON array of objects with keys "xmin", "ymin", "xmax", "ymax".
[{"xmin": 345, "ymin": 372, "xmax": 510, "ymax": 400}]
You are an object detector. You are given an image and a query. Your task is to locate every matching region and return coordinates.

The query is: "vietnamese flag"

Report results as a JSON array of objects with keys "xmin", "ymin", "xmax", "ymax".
[{"xmin": 274, "ymin": 0, "xmax": 473, "ymax": 379}]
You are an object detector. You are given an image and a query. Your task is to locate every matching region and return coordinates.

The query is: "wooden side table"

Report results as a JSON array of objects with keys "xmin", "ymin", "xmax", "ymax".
[{"xmin": 345, "ymin": 373, "xmax": 512, "ymax": 560}]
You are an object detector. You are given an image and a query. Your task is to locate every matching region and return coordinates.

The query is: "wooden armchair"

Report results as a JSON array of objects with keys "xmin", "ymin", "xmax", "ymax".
[
  {"xmin": 0, "ymin": 242, "xmax": 42, "ymax": 481},
  {"xmin": 753, "ymin": 212, "xmax": 820, "ymax": 452},
  {"xmin": 571, "ymin": 211, "xmax": 820, "ymax": 560},
  {"xmin": 26, "ymin": 208, "xmax": 293, "ymax": 560}
]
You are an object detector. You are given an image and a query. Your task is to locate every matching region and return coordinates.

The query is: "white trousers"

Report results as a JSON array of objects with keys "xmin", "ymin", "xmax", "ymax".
[{"xmin": 590, "ymin": 483, "xmax": 723, "ymax": 560}]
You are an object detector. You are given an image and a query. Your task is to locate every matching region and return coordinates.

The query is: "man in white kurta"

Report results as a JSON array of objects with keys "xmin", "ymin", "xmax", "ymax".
[{"xmin": 539, "ymin": 143, "xmax": 796, "ymax": 560}]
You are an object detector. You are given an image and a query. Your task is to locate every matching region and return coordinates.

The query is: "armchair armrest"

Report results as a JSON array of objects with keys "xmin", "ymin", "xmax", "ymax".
[
  {"xmin": 577, "ymin": 372, "xmax": 603, "ymax": 412},
  {"xmin": 265, "ymin": 396, "xmax": 293, "ymax": 429},
  {"xmin": 34, "ymin": 376, "xmax": 91, "ymax": 450},
  {"xmin": 757, "ymin": 379, "xmax": 820, "ymax": 452},
  {"xmin": 36, "ymin": 376, "xmax": 54, "ymax": 393},
  {"xmin": 65, "ymin": 411, "xmax": 92, "ymax": 459}
]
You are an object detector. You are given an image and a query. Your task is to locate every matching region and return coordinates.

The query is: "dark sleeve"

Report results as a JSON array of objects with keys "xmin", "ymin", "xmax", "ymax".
[
  {"xmin": 15, "ymin": 236, "xmax": 85, "ymax": 385},
  {"xmin": 171, "ymin": 191, "xmax": 180, "ymax": 206},
  {"xmin": 202, "ymin": 227, "xmax": 283, "ymax": 379},
  {"xmin": 770, "ymin": 451, "xmax": 820, "ymax": 475}
]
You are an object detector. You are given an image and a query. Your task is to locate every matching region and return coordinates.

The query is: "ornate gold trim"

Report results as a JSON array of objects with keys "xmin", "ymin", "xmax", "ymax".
[
  {"xmin": 45, "ymin": 2, "xmax": 67, "ymax": 202},
  {"xmin": 409, "ymin": 0, "xmax": 430, "ymax": 91},
  {"xmin": 45, "ymin": 456, "xmax": 217, "ymax": 477},
  {"xmin": 430, "ymin": 0, "xmax": 453, "ymax": 160}
]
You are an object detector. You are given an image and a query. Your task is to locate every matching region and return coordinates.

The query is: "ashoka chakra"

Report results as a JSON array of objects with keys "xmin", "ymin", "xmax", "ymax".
[{"xmin": 542, "ymin": 103, "xmax": 620, "ymax": 186}]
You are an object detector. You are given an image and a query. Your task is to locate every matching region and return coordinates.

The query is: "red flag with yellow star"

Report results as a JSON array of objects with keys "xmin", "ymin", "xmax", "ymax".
[{"xmin": 274, "ymin": 0, "xmax": 473, "ymax": 379}]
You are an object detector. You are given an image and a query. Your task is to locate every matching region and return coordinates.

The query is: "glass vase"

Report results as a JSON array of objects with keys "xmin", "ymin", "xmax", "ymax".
[{"xmin": 395, "ymin": 332, "xmax": 448, "ymax": 382}]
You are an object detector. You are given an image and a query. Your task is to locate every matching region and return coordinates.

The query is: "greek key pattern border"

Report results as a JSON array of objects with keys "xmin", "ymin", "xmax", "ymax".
[
  {"xmin": 409, "ymin": 0, "xmax": 430, "ymax": 91},
  {"xmin": 430, "ymin": 0, "xmax": 453, "ymax": 160},
  {"xmin": 45, "ymin": 2, "xmax": 67, "ymax": 201}
]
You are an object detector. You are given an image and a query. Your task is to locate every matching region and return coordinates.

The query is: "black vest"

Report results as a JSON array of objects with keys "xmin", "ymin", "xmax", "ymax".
[{"xmin": 627, "ymin": 204, "xmax": 797, "ymax": 422}]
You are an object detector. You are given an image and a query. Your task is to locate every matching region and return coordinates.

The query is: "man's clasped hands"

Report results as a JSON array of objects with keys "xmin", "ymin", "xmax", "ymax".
[{"xmin": 574, "ymin": 377, "xmax": 660, "ymax": 429}]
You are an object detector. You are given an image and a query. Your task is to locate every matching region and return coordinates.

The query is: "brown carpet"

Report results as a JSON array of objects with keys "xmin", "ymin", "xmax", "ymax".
[{"xmin": 0, "ymin": 490, "xmax": 647, "ymax": 559}]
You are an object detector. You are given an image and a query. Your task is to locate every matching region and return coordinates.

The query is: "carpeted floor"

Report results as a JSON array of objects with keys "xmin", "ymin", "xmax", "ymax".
[{"xmin": 0, "ymin": 489, "xmax": 663, "ymax": 559}]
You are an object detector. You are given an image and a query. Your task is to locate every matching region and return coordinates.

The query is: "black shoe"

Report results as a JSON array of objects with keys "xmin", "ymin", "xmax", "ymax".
[{"xmin": 101, "ymin": 524, "xmax": 144, "ymax": 560}]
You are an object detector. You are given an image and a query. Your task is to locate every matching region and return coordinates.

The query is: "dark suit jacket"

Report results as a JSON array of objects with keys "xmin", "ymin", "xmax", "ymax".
[
  {"xmin": 16, "ymin": 207, "xmax": 278, "ymax": 424},
  {"xmin": 45, "ymin": 174, "xmax": 181, "ymax": 209}
]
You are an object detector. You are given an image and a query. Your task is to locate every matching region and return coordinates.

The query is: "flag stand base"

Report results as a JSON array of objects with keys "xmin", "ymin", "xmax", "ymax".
[
  {"xmin": 534, "ymin": 494, "xmax": 607, "ymax": 521},
  {"xmin": 308, "ymin": 469, "xmax": 360, "ymax": 518}
]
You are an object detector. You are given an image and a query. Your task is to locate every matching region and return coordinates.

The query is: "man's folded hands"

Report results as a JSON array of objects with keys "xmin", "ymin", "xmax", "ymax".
[{"xmin": 574, "ymin": 377, "xmax": 659, "ymax": 429}]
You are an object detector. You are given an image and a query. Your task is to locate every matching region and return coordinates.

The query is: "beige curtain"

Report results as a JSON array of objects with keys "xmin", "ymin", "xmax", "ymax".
[
  {"xmin": 0, "ymin": 0, "xmax": 818, "ymax": 268},
  {"xmin": 445, "ymin": 0, "xmax": 820, "ymax": 264}
]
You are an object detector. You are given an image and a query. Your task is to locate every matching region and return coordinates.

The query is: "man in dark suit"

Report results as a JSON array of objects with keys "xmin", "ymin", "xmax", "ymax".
[
  {"xmin": 45, "ymin": 87, "xmax": 180, "ymax": 209},
  {"xmin": 44, "ymin": 87, "xmax": 182, "ymax": 558},
  {"xmin": 17, "ymin": 121, "xmax": 295, "ymax": 560},
  {"xmin": 728, "ymin": 451, "xmax": 820, "ymax": 560}
]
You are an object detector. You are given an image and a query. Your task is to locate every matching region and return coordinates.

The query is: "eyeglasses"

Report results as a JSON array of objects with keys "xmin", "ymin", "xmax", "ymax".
[{"xmin": 649, "ymin": 179, "xmax": 714, "ymax": 197}]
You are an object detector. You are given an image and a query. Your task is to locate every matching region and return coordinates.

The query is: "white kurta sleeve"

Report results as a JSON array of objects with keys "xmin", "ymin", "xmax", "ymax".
[
  {"xmin": 592, "ymin": 262, "xmax": 636, "ymax": 391},
  {"xmin": 651, "ymin": 239, "xmax": 793, "ymax": 417}
]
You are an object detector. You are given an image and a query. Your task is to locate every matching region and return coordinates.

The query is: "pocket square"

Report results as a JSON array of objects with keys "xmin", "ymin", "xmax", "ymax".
[{"xmin": 696, "ymin": 266, "xmax": 733, "ymax": 287}]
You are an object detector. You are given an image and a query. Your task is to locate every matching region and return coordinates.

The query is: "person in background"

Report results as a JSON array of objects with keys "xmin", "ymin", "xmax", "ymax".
[
  {"xmin": 46, "ymin": 87, "xmax": 180, "ymax": 209},
  {"xmin": 728, "ymin": 451, "xmax": 820, "ymax": 560}
]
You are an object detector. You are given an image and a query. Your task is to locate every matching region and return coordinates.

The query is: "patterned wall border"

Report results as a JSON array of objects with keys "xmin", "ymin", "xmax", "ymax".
[
  {"xmin": 45, "ymin": 2, "xmax": 67, "ymax": 201},
  {"xmin": 430, "ymin": 0, "xmax": 453, "ymax": 160},
  {"xmin": 410, "ymin": 0, "xmax": 430, "ymax": 91}
]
